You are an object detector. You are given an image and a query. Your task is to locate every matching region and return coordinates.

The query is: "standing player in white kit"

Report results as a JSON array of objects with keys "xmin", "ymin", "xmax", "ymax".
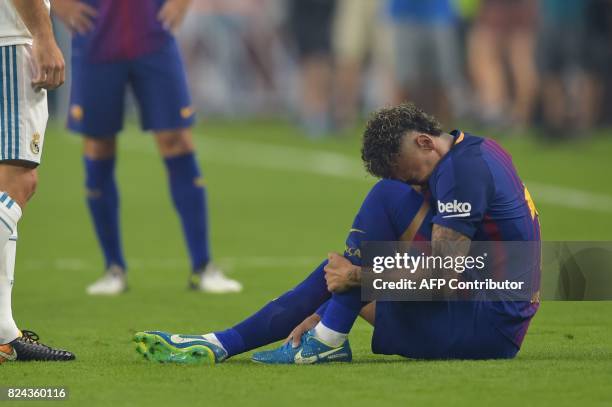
[{"xmin": 0, "ymin": 0, "xmax": 75, "ymax": 362}]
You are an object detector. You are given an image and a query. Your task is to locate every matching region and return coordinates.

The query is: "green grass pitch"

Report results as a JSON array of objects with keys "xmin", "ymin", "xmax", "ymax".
[{"xmin": 3, "ymin": 120, "xmax": 612, "ymax": 406}]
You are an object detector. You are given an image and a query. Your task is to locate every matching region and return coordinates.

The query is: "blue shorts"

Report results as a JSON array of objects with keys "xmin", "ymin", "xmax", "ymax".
[
  {"xmin": 67, "ymin": 39, "xmax": 195, "ymax": 137},
  {"xmin": 372, "ymin": 301, "xmax": 522, "ymax": 360}
]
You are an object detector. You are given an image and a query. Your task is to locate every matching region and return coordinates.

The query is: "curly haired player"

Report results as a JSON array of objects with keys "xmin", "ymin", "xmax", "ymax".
[{"xmin": 133, "ymin": 104, "xmax": 540, "ymax": 364}]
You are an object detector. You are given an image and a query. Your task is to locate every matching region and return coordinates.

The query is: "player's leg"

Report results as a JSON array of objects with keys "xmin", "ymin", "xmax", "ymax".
[
  {"xmin": 67, "ymin": 53, "xmax": 129, "ymax": 295},
  {"xmin": 82, "ymin": 136, "xmax": 127, "ymax": 295},
  {"xmin": 332, "ymin": 0, "xmax": 373, "ymax": 128},
  {"xmin": 287, "ymin": 0, "xmax": 335, "ymax": 136},
  {"xmin": 130, "ymin": 38, "xmax": 240, "ymax": 292},
  {"xmin": 153, "ymin": 128, "xmax": 239, "ymax": 292},
  {"xmin": 432, "ymin": 22, "xmax": 471, "ymax": 120},
  {"xmin": 210, "ymin": 261, "xmax": 332, "ymax": 356},
  {"xmin": 507, "ymin": 29, "xmax": 538, "ymax": 127},
  {"xmin": 134, "ymin": 261, "xmax": 331, "ymax": 364},
  {"xmin": 311, "ymin": 181, "xmax": 427, "ymax": 346},
  {"xmin": 0, "ymin": 44, "xmax": 73, "ymax": 362},
  {"xmin": 314, "ymin": 288, "xmax": 365, "ymax": 347},
  {"xmin": 0, "ymin": 165, "xmax": 32, "ymax": 347},
  {"xmin": 467, "ymin": 24, "xmax": 507, "ymax": 125},
  {"xmin": 132, "ymin": 180, "xmax": 425, "ymax": 364},
  {"xmin": 253, "ymin": 181, "xmax": 429, "ymax": 364},
  {"xmin": 359, "ymin": 301, "xmax": 376, "ymax": 325},
  {"xmin": 390, "ymin": 20, "xmax": 423, "ymax": 105},
  {"xmin": 371, "ymin": 301, "xmax": 520, "ymax": 360},
  {"xmin": 0, "ymin": 165, "xmax": 72, "ymax": 362}
]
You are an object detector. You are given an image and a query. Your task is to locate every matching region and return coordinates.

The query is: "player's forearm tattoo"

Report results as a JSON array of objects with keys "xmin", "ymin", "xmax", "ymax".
[
  {"xmin": 348, "ymin": 265, "xmax": 362, "ymax": 287},
  {"xmin": 431, "ymin": 225, "xmax": 471, "ymax": 264},
  {"xmin": 429, "ymin": 225, "xmax": 471, "ymax": 298}
]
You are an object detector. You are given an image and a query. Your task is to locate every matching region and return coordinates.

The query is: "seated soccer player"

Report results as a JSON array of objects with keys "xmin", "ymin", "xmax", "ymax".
[
  {"xmin": 258, "ymin": 103, "xmax": 540, "ymax": 363},
  {"xmin": 133, "ymin": 104, "xmax": 540, "ymax": 364},
  {"xmin": 264, "ymin": 104, "xmax": 541, "ymax": 363}
]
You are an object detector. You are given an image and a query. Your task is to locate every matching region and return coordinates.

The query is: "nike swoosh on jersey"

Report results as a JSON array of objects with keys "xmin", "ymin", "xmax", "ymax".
[{"xmin": 349, "ymin": 228, "xmax": 366, "ymax": 234}]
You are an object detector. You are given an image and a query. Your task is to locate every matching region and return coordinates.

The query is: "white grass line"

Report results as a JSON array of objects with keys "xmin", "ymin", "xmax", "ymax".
[
  {"xmin": 62, "ymin": 134, "xmax": 371, "ymax": 181},
  {"xmin": 196, "ymin": 137, "xmax": 612, "ymax": 213},
  {"xmin": 200, "ymin": 137, "xmax": 370, "ymax": 180},
  {"xmin": 22, "ymin": 256, "xmax": 322, "ymax": 272},
  {"xmin": 61, "ymin": 133, "xmax": 612, "ymax": 212},
  {"xmin": 526, "ymin": 182, "xmax": 612, "ymax": 213}
]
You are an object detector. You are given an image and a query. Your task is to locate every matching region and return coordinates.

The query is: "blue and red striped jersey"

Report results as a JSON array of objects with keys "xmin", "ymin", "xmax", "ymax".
[
  {"xmin": 429, "ymin": 130, "xmax": 540, "ymax": 242},
  {"xmin": 428, "ymin": 130, "xmax": 541, "ymax": 346},
  {"xmin": 72, "ymin": 0, "xmax": 172, "ymax": 62}
]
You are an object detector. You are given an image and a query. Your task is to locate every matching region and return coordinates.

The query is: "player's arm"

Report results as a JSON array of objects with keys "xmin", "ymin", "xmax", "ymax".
[
  {"xmin": 158, "ymin": 0, "xmax": 193, "ymax": 32},
  {"xmin": 324, "ymin": 252, "xmax": 362, "ymax": 292},
  {"xmin": 324, "ymin": 226, "xmax": 472, "ymax": 293},
  {"xmin": 431, "ymin": 224, "xmax": 471, "ymax": 257},
  {"xmin": 325, "ymin": 156, "xmax": 491, "ymax": 293},
  {"xmin": 11, "ymin": 0, "xmax": 65, "ymax": 89},
  {"xmin": 325, "ymin": 181, "xmax": 428, "ymax": 293},
  {"xmin": 52, "ymin": 0, "xmax": 97, "ymax": 35},
  {"xmin": 426, "ymin": 154, "xmax": 491, "ymax": 294}
]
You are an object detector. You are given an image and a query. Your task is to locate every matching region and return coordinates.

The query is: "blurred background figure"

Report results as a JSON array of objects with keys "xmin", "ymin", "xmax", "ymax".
[
  {"xmin": 47, "ymin": 0, "xmax": 612, "ymax": 139},
  {"xmin": 468, "ymin": 0, "xmax": 539, "ymax": 129},
  {"xmin": 537, "ymin": 0, "xmax": 598, "ymax": 138},
  {"xmin": 388, "ymin": 0, "xmax": 470, "ymax": 123},
  {"xmin": 287, "ymin": 0, "xmax": 336, "ymax": 137},
  {"xmin": 582, "ymin": 0, "xmax": 612, "ymax": 131},
  {"xmin": 332, "ymin": 0, "xmax": 394, "ymax": 130},
  {"xmin": 179, "ymin": 0, "xmax": 289, "ymax": 117}
]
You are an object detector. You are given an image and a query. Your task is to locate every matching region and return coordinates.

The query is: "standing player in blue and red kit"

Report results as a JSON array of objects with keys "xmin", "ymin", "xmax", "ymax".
[{"xmin": 52, "ymin": 0, "xmax": 241, "ymax": 294}]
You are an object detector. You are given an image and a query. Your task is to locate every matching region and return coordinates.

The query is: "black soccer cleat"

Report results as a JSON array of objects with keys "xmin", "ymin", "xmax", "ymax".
[{"xmin": 10, "ymin": 330, "xmax": 75, "ymax": 361}]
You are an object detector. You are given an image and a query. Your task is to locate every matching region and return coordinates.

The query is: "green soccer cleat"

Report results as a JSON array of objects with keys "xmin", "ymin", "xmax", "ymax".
[{"xmin": 133, "ymin": 331, "xmax": 227, "ymax": 365}]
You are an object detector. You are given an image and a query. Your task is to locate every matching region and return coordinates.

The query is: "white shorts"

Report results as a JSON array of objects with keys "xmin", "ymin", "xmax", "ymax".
[{"xmin": 0, "ymin": 44, "xmax": 47, "ymax": 165}]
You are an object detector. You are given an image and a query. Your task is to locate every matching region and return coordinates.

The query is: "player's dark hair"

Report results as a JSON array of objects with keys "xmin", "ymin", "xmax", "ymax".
[{"xmin": 361, "ymin": 103, "xmax": 443, "ymax": 179}]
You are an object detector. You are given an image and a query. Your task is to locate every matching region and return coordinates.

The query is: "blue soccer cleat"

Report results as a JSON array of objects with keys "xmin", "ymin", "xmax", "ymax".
[
  {"xmin": 251, "ymin": 329, "xmax": 352, "ymax": 365},
  {"xmin": 133, "ymin": 331, "xmax": 227, "ymax": 365}
]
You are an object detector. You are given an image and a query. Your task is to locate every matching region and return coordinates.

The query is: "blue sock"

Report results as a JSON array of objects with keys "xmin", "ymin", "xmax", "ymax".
[
  {"xmin": 164, "ymin": 153, "xmax": 210, "ymax": 272},
  {"xmin": 315, "ymin": 300, "xmax": 329, "ymax": 317},
  {"xmin": 215, "ymin": 261, "xmax": 330, "ymax": 357},
  {"xmin": 320, "ymin": 288, "xmax": 365, "ymax": 334},
  {"xmin": 84, "ymin": 157, "xmax": 126, "ymax": 270}
]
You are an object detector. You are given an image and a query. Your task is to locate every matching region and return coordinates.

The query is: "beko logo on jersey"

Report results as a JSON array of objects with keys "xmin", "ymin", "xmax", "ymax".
[{"xmin": 437, "ymin": 200, "xmax": 472, "ymax": 218}]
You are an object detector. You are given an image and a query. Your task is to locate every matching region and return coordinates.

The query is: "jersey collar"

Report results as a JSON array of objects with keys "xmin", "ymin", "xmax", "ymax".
[{"xmin": 450, "ymin": 129, "xmax": 465, "ymax": 145}]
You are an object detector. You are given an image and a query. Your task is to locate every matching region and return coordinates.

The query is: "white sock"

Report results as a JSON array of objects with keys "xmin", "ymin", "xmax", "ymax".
[
  {"xmin": 202, "ymin": 333, "xmax": 226, "ymax": 352},
  {"xmin": 0, "ymin": 194, "xmax": 22, "ymax": 344},
  {"xmin": 314, "ymin": 322, "xmax": 348, "ymax": 348}
]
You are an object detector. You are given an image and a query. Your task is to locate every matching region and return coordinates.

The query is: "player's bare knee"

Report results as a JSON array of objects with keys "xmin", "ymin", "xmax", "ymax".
[
  {"xmin": 13, "ymin": 169, "xmax": 37, "ymax": 204},
  {"xmin": 22, "ymin": 169, "xmax": 38, "ymax": 201},
  {"xmin": 155, "ymin": 130, "xmax": 194, "ymax": 157},
  {"xmin": 0, "ymin": 166, "xmax": 38, "ymax": 207}
]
